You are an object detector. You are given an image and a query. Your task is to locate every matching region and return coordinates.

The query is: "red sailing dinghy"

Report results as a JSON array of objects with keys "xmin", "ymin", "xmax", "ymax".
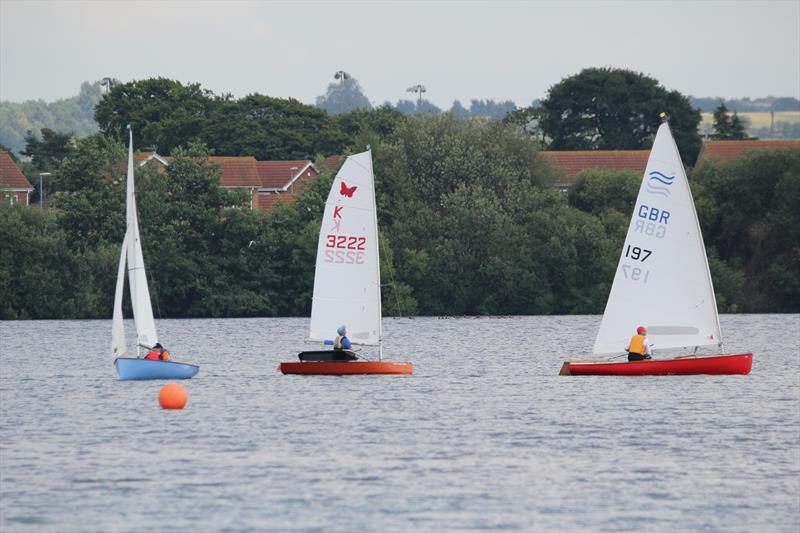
[
  {"xmin": 279, "ymin": 149, "xmax": 412, "ymax": 376},
  {"xmin": 560, "ymin": 117, "xmax": 752, "ymax": 376}
]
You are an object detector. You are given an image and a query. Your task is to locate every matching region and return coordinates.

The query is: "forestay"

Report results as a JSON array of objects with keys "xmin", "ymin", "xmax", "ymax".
[
  {"xmin": 309, "ymin": 150, "xmax": 382, "ymax": 346},
  {"xmin": 593, "ymin": 122, "xmax": 722, "ymax": 355},
  {"xmin": 110, "ymin": 128, "xmax": 159, "ymax": 358}
]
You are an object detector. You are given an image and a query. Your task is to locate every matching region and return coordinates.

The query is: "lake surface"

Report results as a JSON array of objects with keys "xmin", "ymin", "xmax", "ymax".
[{"xmin": 1, "ymin": 315, "xmax": 798, "ymax": 532}]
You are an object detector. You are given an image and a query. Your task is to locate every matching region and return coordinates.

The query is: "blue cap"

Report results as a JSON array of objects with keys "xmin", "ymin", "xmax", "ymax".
[{"xmin": 337, "ymin": 325, "xmax": 346, "ymax": 335}]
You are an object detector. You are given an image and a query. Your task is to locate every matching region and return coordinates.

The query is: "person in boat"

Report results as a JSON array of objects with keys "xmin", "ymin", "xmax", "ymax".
[
  {"xmin": 334, "ymin": 325, "xmax": 352, "ymax": 351},
  {"xmin": 144, "ymin": 342, "xmax": 171, "ymax": 361},
  {"xmin": 626, "ymin": 326, "xmax": 652, "ymax": 361}
]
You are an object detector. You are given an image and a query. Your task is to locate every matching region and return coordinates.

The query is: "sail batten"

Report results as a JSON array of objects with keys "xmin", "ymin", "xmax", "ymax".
[
  {"xmin": 309, "ymin": 151, "xmax": 382, "ymax": 346},
  {"xmin": 593, "ymin": 122, "xmax": 722, "ymax": 355}
]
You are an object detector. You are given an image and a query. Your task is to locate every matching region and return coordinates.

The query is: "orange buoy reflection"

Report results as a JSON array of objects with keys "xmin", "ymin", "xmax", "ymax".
[{"xmin": 159, "ymin": 383, "xmax": 188, "ymax": 409}]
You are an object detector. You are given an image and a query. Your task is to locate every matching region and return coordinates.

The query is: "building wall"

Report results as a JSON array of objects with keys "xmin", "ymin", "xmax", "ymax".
[{"xmin": 2, "ymin": 190, "xmax": 30, "ymax": 205}]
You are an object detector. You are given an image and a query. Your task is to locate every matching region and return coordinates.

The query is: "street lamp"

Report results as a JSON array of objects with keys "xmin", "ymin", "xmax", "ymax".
[
  {"xmin": 100, "ymin": 77, "xmax": 115, "ymax": 93},
  {"xmin": 38, "ymin": 172, "xmax": 51, "ymax": 209},
  {"xmin": 406, "ymin": 84, "xmax": 427, "ymax": 106},
  {"xmin": 334, "ymin": 71, "xmax": 349, "ymax": 87}
]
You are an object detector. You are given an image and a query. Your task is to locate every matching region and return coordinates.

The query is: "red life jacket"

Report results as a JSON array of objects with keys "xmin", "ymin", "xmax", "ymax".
[{"xmin": 144, "ymin": 351, "xmax": 161, "ymax": 360}]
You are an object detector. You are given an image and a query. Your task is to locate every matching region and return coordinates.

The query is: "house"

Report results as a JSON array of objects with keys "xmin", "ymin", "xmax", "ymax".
[
  {"xmin": 0, "ymin": 150, "xmax": 34, "ymax": 205},
  {"xmin": 255, "ymin": 160, "xmax": 319, "ymax": 212},
  {"xmin": 139, "ymin": 153, "xmax": 320, "ymax": 213},
  {"xmin": 539, "ymin": 150, "xmax": 650, "ymax": 190},
  {"xmin": 695, "ymin": 140, "xmax": 800, "ymax": 166}
]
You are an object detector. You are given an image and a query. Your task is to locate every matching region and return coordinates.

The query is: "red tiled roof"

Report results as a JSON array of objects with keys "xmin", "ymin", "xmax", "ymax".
[
  {"xmin": 256, "ymin": 160, "xmax": 314, "ymax": 189},
  {"xmin": 139, "ymin": 153, "xmax": 321, "ymax": 191},
  {"xmin": 540, "ymin": 150, "xmax": 650, "ymax": 180},
  {"xmin": 696, "ymin": 140, "xmax": 800, "ymax": 165},
  {"xmin": 141, "ymin": 154, "xmax": 261, "ymax": 188},
  {"xmin": 258, "ymin": 191, "xmax": 290, "ymax": 212},
  {"xmin": 322, "ymin": 155, "xmax": 342, "ymax": 172},
  {"xmin": 209, "ymin": 156, "xmax": 261, "ymax": 187},
  {"xmin": 0, "ymin": 151, "xmax": 33, "ymax": 190}
]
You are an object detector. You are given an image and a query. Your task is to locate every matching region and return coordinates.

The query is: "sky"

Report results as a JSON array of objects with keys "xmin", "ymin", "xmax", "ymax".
[{"xmin": 1, "ymin": 0, "xmax": 799, "ymax": 108}]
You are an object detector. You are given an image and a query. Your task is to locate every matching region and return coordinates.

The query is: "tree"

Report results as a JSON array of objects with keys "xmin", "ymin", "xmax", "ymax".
[
  {"xmin": 315, "ymin": 74, "xmax": 372, "ymax": 115},
  {"xmin": 202, "ymin": 94, "xmax": 348, "ymax": 160},
  {"xmin": 538, "ymin": 68, "xmax": 702, "ymax": 163},
  {"xmin": 502, "ymin": 105, "xmax": 546, "ymax": 145},
  {"xmin": 693, "ymin": 148, "xmax": 800, "ymax": 311},
  {"xmin": 567, "ymin": 169, "xmax": 641, "ymax": 216},
  {"xmin": 0, "ymin": 81, "xmax": 102, "ymax": 156},
  {"xmin": 21, "ymin": 128, "xmax": 75, "ymax": 204},
  {"xmin": 22, "ymin": 128, "xmax": 74, "ymax": 172},
  {"xmin": 371, "ymin": 114, "xmax": 597, "ymax": 315},
  {"xmin": 450, "ymin": 100, "xmax": 470, "ymax": 118},
  {"xmin": 332, "ymin": 105, "xmax": 407, "ymax": 142},
  {"xmin": 51, "ymin": 133, "xmax": 126, "ymax": 249},
  {"xmin": 94, "ymin": 78, "xmax": 217, "ymax": 154},
  {"xmin": 395, "ymin": 99, "xmax": 441, "ymax": 115},
  {"xmin": 469, "ymin": 99, "xmax": 516, "ymax": 120},
  {"xmin": 711, "ymin": 103, "xmax": 748, "ymax": 140}
]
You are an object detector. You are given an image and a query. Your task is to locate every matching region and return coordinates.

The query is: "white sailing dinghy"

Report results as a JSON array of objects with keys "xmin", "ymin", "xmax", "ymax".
[
  {"xmin": 112, "ymin": 126, "xmax": 198, "ymax": 380},
  {"xmin": 560, "ymin": 116, "xmax": 752, "ymax": 376},
  {"xmin": 279, "ymin": 149, "xmax": 412, "ymax": 375}
]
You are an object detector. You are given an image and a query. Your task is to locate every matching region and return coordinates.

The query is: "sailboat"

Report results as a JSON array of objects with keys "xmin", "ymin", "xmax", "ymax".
[
  {"xmin": 560, "ymin": 117, "xmax": 752, "ymax": 376},
  {"xmin": 279, "ymin": 149, "xmax": 412, "ymax": 375},
  {"xmin": 112, "ymin": 126, "xmax": 199, "ymax": 381}
]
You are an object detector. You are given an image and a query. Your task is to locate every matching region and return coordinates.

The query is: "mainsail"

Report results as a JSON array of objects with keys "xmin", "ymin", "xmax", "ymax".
[
  {"xmin": 309, "ymin": 150, "xmax": 382, "ymax": 347},
  {"xmin": 110, "ymin": 128, "xmax": 158, "ymax": 358},
  {"xmin": 593, "ymin": 121, "xmax": 722, "ymax": 355}
]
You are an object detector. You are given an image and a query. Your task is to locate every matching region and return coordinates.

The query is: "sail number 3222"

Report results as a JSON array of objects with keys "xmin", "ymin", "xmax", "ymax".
[
  {"xmin": 325, "ymin": 234, "xmax": 366, "ymax": 250},
  {"xmin": 324, "ymin": 234, "xmax": 365, "ymax": 264}
]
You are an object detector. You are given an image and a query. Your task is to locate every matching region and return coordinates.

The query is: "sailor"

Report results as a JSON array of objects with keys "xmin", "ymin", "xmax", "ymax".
[
  {"xmin": 626, "ymin": 326, "xmax": 652, "ymax": 361},
  {"xmin": 334, "ymin": 325, "xmax": 352, "ymax": 351},
  {"xmin": 144, "ymin": 342, "xmax": 171, "ymax": 361}
]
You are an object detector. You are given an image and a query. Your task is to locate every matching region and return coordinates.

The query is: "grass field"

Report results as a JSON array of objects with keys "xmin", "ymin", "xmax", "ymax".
[{"xmin": 700, "ymin": 111, "xmax": 800, "ymax": 138}]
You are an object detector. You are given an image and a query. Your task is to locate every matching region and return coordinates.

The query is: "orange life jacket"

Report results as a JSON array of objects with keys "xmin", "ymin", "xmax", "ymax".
[{"xmin": 629, "ymin": 334, "xmax": 647, "ymax": 355}]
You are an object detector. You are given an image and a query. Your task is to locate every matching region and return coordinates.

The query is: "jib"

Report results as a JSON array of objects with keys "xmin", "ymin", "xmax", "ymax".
[{"xmin": 638, "ymin": 204, "xmax": 670, "ymax": 224}]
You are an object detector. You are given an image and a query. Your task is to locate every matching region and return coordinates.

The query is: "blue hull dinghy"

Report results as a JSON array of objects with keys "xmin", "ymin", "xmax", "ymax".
[
  {"xmin": 109, "ymin": 127, "xmax": 199, "ymax": 380},
  {"xmin": 115, "ymin": 358, "xmax": 199, "ymax": 381}
]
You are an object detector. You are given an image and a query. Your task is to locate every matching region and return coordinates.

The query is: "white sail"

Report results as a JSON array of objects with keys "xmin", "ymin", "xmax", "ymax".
[
  {"xmin": 111, "ymin": 232, "xmax": 128, "ymax": 358},
  {"xmin": 124, "ymin": 129, "xmax": 158, "ymax": 350},
  {"xmin": 309, "ymin": 150, "xmax": 382, "ymax": 346},
  {"xmin": 593, "ymin": 121, "xmax": 722, "ymax": 355}
]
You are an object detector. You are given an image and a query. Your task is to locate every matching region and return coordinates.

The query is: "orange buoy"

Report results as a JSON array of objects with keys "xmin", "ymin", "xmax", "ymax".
[{"xmin": 159, "ymin": 383, "xmax": 188, "ymax": 409}]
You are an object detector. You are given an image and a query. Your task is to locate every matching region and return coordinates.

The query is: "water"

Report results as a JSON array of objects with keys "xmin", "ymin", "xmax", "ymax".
[{"xmin": 1, "ymin": 315, "xmax": 798, "ymax": 532}]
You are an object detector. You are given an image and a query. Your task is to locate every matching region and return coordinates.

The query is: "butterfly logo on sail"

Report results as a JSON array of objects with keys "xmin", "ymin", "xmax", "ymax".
[
  {"xmin": 645, "ymin": 170, "xmax": 675, "ymax": 197},
  {"xmin": 340, "ymin": 181, "xmax": 357, "ymax": 198}
]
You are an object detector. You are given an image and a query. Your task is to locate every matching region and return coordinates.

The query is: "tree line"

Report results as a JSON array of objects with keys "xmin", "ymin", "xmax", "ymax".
[
  {"xmin": 7, "ymin": 70, "xmax": 799, "ymax": 159},
  {"xmin": 2, "ymin": 68, "xmax": 798, "ymax": 319},
  {"xmin": 0, "ymin": 82, "xmax": 102, "ymax": 155}
]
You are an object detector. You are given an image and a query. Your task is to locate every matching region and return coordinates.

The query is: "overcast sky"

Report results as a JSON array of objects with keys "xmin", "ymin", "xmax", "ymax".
[{"xmin": 2, "ymin": 0, "xmax": 798, "ymax": 108}]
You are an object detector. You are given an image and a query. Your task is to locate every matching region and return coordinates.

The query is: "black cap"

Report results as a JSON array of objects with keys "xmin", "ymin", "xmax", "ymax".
[{"xmin": 153, "ymin": 343, "xmax": 163, "ymax": 349}]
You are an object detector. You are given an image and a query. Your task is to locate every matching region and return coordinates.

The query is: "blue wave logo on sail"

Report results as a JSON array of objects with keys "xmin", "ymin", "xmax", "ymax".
[{"xmin": 645, "ymin": 170, "xmax": 675, "ymax": 197}]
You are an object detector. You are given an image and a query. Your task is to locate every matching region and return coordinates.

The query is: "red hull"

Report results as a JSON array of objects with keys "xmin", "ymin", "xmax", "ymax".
[
  {"xmin": 560, "ymin": 353, "xmax": 752, "ymax": 376},
  {"xmin": 279, "ymin": 361, "xmax": 413, "ymax": 375}
]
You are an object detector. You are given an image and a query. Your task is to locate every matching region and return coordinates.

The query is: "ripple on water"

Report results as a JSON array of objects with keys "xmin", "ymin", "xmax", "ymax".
[{"xmin": 1, "ymin": 315, "xmax": 798, "ymax": 532}]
